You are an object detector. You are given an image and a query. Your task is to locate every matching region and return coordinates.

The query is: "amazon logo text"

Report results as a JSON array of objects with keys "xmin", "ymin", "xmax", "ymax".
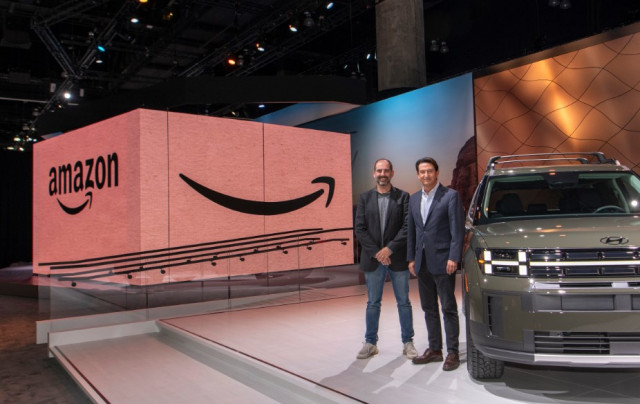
[{"xmin": 49, "ymin": 152, "xmax": 119, "ymax": 215}]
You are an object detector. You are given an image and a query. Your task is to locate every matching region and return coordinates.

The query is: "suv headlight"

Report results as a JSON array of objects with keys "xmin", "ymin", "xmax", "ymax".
[{"xmin": 477, "ymin": 248, "xmax": 528, "ymax": 276}]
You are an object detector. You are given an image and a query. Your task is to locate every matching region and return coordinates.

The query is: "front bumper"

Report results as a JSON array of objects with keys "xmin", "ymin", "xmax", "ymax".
[{"xmin": 466, "ymin": 275, "xmax": 640, "ymax": 368}]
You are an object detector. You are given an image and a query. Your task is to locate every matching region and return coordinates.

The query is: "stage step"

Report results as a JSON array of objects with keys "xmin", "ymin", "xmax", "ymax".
[{"xmin": 48, "ymin": 320, "xmax": 356, "ymax": 404}]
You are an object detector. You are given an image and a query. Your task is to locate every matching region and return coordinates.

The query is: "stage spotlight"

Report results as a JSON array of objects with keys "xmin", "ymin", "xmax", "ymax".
[
  {"xmin": 227, "ymin": 54, "xmax": 237, "ymax": 65},
  {"xmin": 429, "ymin": 39, "xmax": 439, "ymax": 52},
  {"xmin": 326, "ymin": 2, "xmax": 334, "ymax": 9},
  {"xmin": 439, "ymin": 41, "xmax": 449, "ymax": 53},
  {"xmin": 236, "ymin": 54, "xmax": 244, "ymax": 66},
  {"xmin": 131, "ymin": 17, "xmax": 139, "ymax": 23},
  {"xmin": 97, "ymin": 44, "xmax": 106, "ymax": 52},
  {"xmin": 256, "ymin": 41, "xmax": 265, "ymax": 52},
  {"xmin": 95, "ymin": 56, "xmax": 103, "ymax": 64},
  {"xmin": 548, "ymin": 0, "xmax": 559, "ymax": 6},
  {"xmin": 63, "ymin": 91, "xmax": 72, "ymax": 100},
  {"xmin": 289, "ymin": 22, "xmax": 298, "ymax": 32}
]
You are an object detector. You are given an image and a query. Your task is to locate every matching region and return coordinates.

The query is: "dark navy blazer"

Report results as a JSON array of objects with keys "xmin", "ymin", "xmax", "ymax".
[{"xmin": 407, "ymin": 184, "xmax": 465, "ymax": 275}]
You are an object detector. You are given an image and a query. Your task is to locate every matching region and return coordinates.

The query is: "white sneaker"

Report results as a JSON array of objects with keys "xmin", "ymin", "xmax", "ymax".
[
  {"xmin": 403, "ymin": 341, "xmax": 418, "ymax": 359},
  {"xmin": 357, "ymin": 342, "xmax": 379, "ymax": 359}
]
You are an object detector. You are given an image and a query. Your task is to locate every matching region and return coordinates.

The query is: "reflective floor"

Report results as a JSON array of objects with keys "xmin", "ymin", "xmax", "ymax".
[
  {"xmin": 162, "ymin": 278, "xmax": 640, "ymax": 403},
  {"xmin": 3, "ymin": 269, "xmax": 640, "ymax": 403}
]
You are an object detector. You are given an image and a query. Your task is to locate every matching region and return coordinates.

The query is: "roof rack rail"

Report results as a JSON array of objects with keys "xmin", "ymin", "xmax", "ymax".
[{"xmin": 486, "ymin": 152, "xmax": 619, "ymax": 172}]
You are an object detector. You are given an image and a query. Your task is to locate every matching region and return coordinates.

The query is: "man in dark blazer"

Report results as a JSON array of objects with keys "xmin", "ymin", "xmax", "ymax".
[
  {"xmin": 354, "ymin": 158, "xmax": 417, "ymax": 360},
  {"xmin": 407, "ymin": 157, "xmax": 465, "ymax": 371}
]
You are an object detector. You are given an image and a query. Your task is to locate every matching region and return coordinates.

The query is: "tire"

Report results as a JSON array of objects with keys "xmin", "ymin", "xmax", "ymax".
[{"xmin": 466, "ymin": 317, "xmax": 505, "ymax": 380}]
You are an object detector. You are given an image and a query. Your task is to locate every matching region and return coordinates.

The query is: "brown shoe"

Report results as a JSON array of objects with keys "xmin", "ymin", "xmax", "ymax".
[
  {"xmin": 442, "ymin": 352, "xmax": 460, "ymax": 371},
  {"xmin": 412, "ymin": 348, "xmax": 443, "ymax": 365}
]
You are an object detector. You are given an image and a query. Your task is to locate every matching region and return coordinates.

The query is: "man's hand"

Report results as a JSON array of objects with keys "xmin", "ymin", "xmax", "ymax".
[
  {"xmin": 408, "ymin": 260, "xmax": 416, "ymax": 276},
  {"xmin": 375, "ymin": 246, "xmax": 392, "ymax": 266},
  {"xmin": 446, "ymin": 259, "xmax": 458, "ymax": 275}
]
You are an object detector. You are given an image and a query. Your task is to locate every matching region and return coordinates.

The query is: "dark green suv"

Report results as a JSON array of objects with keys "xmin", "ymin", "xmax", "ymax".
[{"xmin": 463, "ymin": 152, "xmax": 640, "ymax": 379}]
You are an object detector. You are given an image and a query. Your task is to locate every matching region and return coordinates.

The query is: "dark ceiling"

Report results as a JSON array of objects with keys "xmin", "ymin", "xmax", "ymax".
[{"xmin": 1, "ymin": 0, "xmax": 639, "ymax": 151}]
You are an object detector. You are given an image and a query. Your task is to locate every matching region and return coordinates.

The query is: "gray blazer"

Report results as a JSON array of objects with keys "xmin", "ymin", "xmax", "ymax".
[
  {"xmin": 354, "ymin": 186, "xmax": 409, "ymax": 272},
  {"xmin": 407, "ymin": 184, "xmax": 465, "ymax": 275}
]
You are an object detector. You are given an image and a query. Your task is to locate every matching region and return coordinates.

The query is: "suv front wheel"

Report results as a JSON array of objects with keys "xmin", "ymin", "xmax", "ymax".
[{"xmin": 466, "ymin": 317, "xmax": 505, "ymax": 379}]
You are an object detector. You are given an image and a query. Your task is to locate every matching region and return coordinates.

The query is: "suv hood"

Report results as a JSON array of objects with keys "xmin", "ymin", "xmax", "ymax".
[{"xmin": 475, "ymin": 216, "xmax": 640, "ymax": 249}]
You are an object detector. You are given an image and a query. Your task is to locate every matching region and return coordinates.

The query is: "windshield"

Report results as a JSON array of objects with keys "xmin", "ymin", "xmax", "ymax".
[{"xmin": 477, "ymin": 171, "xmax": 640, "ymax": 223}]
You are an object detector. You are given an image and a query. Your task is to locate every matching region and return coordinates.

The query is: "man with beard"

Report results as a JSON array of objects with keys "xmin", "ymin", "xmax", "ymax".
[{"xmin": 354, "ymin": 158, "xmax": 417, "ymax": 359}]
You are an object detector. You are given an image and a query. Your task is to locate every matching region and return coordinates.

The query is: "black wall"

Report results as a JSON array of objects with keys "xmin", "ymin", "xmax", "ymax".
[{"xmin": 0, "ymin": 151, "xmax": 32, "ymax": 267}]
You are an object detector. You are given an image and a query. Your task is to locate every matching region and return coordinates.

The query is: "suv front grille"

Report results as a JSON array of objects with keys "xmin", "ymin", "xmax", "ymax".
[
  {"xmin": 482, "ymin": 248, "xmax": 640, "ymax": 278},
  {"xmin": 530, "ymin": 248, "xmax": 640, "ymax": 278},
  {"xmin": 534, "ymin": 331, "xmax": 640, "ymax": 354}
]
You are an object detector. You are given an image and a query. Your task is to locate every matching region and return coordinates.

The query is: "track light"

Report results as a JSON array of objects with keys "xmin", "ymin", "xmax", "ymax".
[
  {"xmin": 289, "ymin": 22, "xmax": 298, "ymax": 32},
  {"xmin": 429, "ymin": 39, "xmax": 439, "ymax": 52},
  {"xmin": 440, "ymin": 41, "xmax": 449, "ymax": 53},
  {"xmin": 255, "ymin": 41, "xmax": 265, "ymax": 52}
]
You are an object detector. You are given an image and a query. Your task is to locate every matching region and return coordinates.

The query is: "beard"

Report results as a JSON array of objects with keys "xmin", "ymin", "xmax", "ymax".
[{"xmin": 376, "ymin": 176, "xmax": 389, "ymax": 186}]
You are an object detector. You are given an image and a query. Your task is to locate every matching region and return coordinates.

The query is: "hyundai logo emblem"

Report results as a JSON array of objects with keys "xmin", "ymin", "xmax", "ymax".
[{"xmin": 600, "ymin": 236, "xmax": 629, "ymax": 245}]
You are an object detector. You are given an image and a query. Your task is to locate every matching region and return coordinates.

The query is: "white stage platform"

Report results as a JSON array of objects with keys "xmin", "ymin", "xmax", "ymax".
[{"xmin": 42, "ymin": 278, "xmax": 640, "ymax": 403}]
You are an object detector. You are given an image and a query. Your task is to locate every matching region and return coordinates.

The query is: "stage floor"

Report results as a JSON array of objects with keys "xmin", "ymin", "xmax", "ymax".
[{"xmin": 148, "ymin": 278, "xmax": 640, "ymax": 403}]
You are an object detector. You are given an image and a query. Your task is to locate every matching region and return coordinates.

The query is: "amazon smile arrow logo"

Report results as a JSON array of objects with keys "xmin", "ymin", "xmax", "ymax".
[
  {"xmin": 57, "ymin": 191, "xmax": 93, "ymax": 215},
  {"xmin": 179, "ymin": 173, "xmax": 335, "ymax": 215}
]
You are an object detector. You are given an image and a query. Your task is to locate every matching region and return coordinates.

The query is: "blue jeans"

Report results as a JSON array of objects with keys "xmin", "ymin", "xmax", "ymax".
[{"xmin": 364, "ymin": 264, "xmax": 414, "ymax": 344}]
